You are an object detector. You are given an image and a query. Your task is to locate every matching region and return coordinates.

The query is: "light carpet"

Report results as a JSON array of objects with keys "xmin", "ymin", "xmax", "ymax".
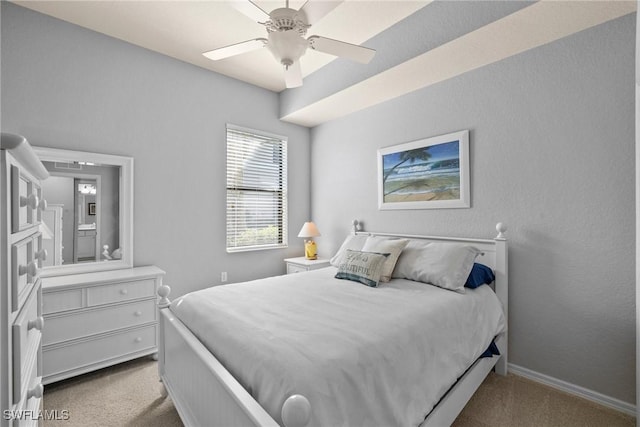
[{"xmin": 42, "ymin": 357, "xmax": 634, "ymax": 427}]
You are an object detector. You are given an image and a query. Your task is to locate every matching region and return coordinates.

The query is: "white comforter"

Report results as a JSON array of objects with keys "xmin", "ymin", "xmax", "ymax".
[{"xmin": 170, "ymin": 267, "xmax": 505, "ymax": 427}]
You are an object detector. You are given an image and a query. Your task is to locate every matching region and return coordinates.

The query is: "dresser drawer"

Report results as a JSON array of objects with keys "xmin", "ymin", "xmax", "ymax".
[
  {"xmin": 12, "ymin": 283, "xmax": 43, "ymax": 404},
  {"xmin": 44, "ymin": 325, "xmax": 157, "ymax": 378},
  {"xmin": 86, "ymin": 279, "xmax": 156, "ymax": 306},
  {"xmin": 13, "ymin": 353, "xmax": 44, "ymax": 412},
  {"xmin": 15, "ymin": 351, "xmax": 42, "ymax": 416},
  {"xmin": 17, "ymin": 383, "xmax": 43, "ymax": 427},
  {"xmin": 32, "ymin": 232, "xmax": 46, "ymax": 269},
  {"xmin": 44, "ymin": 299, "xmax": 157, "ymax": 346},
  {"xmin": 13, "ymin": 284, "xmax": 42, "ymax": 381},
  {"xmin": 43, "ymin": 288, "xmax": 83, "ymax": 315},
  {"xmin": 11, "ymin": 164, "xmax": 44, "ymax": 233},
  {"xmin": 11, "ymin": 236, "xmax": 38, "ymax": 312}
]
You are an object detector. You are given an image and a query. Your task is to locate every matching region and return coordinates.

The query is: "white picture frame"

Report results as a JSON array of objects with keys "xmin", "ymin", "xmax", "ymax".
[{"xmin": 377, "ymin": 130, "xmax": 470, "ymax": 210}]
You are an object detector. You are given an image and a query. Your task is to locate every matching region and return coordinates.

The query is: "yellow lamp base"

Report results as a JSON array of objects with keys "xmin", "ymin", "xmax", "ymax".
[{"xmin": 304, "ymin": 240, "xmax": 317, "ymax": 260}]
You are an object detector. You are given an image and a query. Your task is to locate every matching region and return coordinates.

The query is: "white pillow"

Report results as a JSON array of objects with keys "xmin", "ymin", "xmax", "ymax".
[
  {"xmin": 330, "ymin": 234, "xmax": 369, "ymax": 267},
  {"xmin": 361, "ymin": 236, "xmax": 409, "ymax": 282},
  {"xmin": 392, "ymin": 241, "xmax": 481, "ymax": 292}
]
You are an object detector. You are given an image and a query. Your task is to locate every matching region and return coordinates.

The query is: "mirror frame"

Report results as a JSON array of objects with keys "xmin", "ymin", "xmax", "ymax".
[{"xmin": 33, "ymin": 147, "xmax": 134, "ymax": 277}]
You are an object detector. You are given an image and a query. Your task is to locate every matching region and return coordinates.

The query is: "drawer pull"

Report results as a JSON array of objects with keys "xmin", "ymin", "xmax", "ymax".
[
  {"xmin": 18, "ymin": 261, "xmax": 38, "ymax": 277},
  {"xmin": 120, "ymin": 289, "xmax": 128, "ymax": 295},
  {"xmin": 35, "ymin": 249, "xmax": 48, "ymax": 261},
  {"xmin": 27, "ymin": 383, "xmax": 44, "ymax": 400},
  {"xmin": 28, "ymin": 316, "xmax": 44, "ymax": 331},
  {"xmin": 38, "ymin": 198, "xmax": 48, "ymax": 211},
  {"xmin": 134, "ymin": 311, "xmax": 142, "ymax": 317},
  {"xmin": 20, "ymin": 193, "xmax": 39, "ymax": 210},
  {"xmin": 134, "ymin": 337, "xmax": 142, "ymax": 343}
]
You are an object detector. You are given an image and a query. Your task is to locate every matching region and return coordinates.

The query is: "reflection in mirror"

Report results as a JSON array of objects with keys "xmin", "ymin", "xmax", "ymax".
[
  {"xmin": 34, "ymin": 147, "xmax": 133, "ymax": 277},
  {"xmin": 40, "ymin": 161, "xmax": 119, "ymax": 266}
]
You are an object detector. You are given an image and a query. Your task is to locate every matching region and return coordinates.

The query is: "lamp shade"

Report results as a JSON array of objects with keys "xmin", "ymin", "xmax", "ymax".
[{"xmin": 297, "ymin": 222, "xmax": 321, "ymax": 238}]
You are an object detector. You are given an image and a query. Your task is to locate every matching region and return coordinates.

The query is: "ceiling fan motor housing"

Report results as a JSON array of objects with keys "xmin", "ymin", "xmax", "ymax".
[{"xmin": 266, "ymin": 8, "xmax": 309, "ymax": 36}]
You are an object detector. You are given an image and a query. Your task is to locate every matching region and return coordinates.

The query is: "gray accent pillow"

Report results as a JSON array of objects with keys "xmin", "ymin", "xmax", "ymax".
[
  {"xmin": 392, "ymin": 241, "xmax": 481, "ymax": 292},
  {"xmin": 335, "ymin": 250, "xmax": 389, "ymax": 288}
]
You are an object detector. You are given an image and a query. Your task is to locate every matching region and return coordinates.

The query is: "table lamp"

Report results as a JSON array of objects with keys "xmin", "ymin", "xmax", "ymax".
[{"xmin": 298, "ymin": 221, "xmax": 321, "ymax": 260}]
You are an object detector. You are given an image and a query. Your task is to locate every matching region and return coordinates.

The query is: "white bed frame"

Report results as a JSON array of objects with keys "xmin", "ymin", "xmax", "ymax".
[{"xmin": 156, "ymin": 222, "xmax": 508, "ymax": 427}]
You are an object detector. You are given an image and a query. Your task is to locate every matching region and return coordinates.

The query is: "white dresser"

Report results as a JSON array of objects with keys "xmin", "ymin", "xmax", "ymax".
[
  {"xmin": 1, "ymin": 134, "xmax": 50, "ymax": 427},
  {"xmin": 41, "ymin": 266, "xmax": 165, "ymax": 384}
]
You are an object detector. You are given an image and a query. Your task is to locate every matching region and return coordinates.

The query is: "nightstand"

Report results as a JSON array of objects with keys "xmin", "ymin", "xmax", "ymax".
[{"xmin": 284, "ymin": 257, "xmax": 331, "ymax": 274}]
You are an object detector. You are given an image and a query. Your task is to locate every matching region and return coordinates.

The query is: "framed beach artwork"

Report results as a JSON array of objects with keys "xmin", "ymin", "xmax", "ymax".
[{"xmin": 377, "ymin": 130, "xmax": 470, "ymax": 210}]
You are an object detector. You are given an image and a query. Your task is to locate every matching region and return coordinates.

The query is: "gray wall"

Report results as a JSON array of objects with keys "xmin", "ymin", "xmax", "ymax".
[
  {"xmin": 1, "ymin": 3, "xmax": 311, "ymax": 297},
  {"xmin": 635, "ymin": 1, "xmax": 639, "ymax": 418},
  {"xmin": 310, "ymin": 14, "xmax": 636, "ymax": 404}
]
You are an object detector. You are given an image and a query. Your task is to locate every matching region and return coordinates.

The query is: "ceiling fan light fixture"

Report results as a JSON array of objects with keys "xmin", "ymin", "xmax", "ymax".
[{"xmin": 267, "ymin": 30, "xmax": 308, "ymax": 67}]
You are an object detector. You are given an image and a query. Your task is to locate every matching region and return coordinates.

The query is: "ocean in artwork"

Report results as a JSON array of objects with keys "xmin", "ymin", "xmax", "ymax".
[{"xmin": 382, "ymin": 140, "xmax": 461, "ymax": 203}]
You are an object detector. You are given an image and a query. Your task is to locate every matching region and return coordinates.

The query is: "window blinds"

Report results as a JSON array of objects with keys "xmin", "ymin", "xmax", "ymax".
[{"xmin": 226, "ymin": 125, "xmax": 288, "ymax": 252}]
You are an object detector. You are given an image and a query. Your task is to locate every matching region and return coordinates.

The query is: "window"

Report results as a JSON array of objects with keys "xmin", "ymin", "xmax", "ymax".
[{"xmin": 226, "ymin": 124, "xmax": 288, "ymax": 252}]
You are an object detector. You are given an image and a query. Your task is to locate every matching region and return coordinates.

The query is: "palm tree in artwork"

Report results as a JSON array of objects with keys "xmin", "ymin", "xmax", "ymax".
[{"xmin": 383, "ymin": 148, "xmax": 432, "ymax": 184}]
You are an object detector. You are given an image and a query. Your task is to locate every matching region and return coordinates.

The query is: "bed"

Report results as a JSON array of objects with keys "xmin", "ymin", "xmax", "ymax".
[{"xmin": 156, "ymin": 222, "xmax": 508, "ymax": 427}]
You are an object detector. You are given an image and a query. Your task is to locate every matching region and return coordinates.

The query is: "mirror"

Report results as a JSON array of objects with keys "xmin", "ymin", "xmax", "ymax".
[{"xmin": 33, "ymin": 147, "xmax": 133, "ymax": 276}]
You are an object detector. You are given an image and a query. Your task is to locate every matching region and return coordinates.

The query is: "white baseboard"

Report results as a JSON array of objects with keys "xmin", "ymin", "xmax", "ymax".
[{"xmin": 508, "ymin": 363, "xmax": 636, "ymax": 417}]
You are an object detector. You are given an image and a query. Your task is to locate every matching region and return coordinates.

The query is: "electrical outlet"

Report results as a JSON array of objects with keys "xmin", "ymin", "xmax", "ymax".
[{"xmin": 221, "ymin": 272, "xmax": 227, "ymax": 283}]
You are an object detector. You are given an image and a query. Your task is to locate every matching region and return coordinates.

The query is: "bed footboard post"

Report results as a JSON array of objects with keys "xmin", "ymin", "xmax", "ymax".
[
  {"xmin": 157, "ymin": 285, "xmax": 172, "ymax": 380},
  {"xmin": 494, "ymin": 223, "xmax": 508, "ymax": 376},
  {"xmin": 281, "ymin": 394, "xmax": 311, "ymax": 427}
]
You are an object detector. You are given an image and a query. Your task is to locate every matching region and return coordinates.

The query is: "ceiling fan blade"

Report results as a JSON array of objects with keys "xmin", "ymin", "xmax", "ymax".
[
  {"xmin": 308, "ymin": 36, "xmax": 375, "ymax": 64},
  {"xmin": 203, "ymin": 38, "xmax": 267, "ymax": 61},
  {"xmin": 231, "ymin": 0, "xmax": 270, "ymax": 23},
  {"xmin": 299, "ymin": 0, "xmax": 343, "ymax": 25},
  {"xmin": 284, "ymin": 61, "xmax": 303, "ymax": 88}
]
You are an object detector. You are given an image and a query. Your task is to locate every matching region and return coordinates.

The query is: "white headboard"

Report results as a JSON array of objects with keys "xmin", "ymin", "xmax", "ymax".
[{"xmin": 352, "ymin": 220, "xmax": 509, "ymax": 375}]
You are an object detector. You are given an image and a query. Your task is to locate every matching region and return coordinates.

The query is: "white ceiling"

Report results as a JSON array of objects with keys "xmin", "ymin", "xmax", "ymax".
[
  {"xmin": 13, "ymin": 0, "xmax": 429, "ymax": 93},
  {"xmin": 11, "ymin": 1, "xmax": 638, "ymax": 127}
]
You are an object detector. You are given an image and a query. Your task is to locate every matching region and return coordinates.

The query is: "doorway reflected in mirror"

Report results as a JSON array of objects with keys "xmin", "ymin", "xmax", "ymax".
[{"xmin": 40, "ymin": 160, "xmax": 120, "ymax": 266}]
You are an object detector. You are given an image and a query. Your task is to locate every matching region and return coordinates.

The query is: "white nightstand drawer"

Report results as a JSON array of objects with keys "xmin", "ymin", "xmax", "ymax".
[
  {"xmin": 87, "ymin": 278, "xmax": 156, "ymax": 306},
  {"xmin": 285, "ymin": 257, "xmax": 331, "ymax": 274},
  {"xmin": 44, "ymin": 299, "xmax": 157, "ymax": 346},
  {"xmin": 287, "ymin": 263, "xmax": 307, "ymax": 274},
  {"xmin": 44, "ymin": 325, "xmax": 157, "ymax": 378}
]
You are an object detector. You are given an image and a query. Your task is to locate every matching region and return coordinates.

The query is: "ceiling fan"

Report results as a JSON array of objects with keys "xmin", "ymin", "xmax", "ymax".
[{"xmin": 203, "ymin": 0, "xmax": 376, "ymax": 88}]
